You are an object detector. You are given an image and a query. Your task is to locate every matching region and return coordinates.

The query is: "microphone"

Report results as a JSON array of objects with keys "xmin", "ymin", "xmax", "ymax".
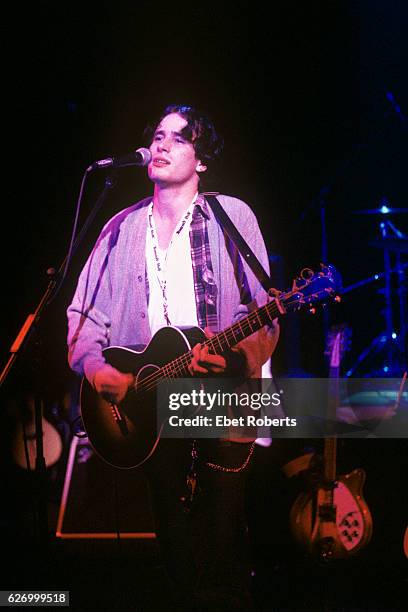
[{"xmin": 87, "ymin": 147, "xmax": 152, "ymax": 172}]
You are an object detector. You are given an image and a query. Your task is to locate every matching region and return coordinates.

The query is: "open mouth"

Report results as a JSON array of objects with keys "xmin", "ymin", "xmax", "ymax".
[{"xmin": 153, "ymin": 158, "xmax": 170, "ymax": 166}]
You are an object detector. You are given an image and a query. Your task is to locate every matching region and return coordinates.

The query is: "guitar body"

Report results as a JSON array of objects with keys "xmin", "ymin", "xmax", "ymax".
[
  {"xmin": 79, "ymin": 265, "xmax": 341, "ymax": 469},
  {"xmin": 290, "ymin": 468, "xmax": 373, "ymax": 558},
  {"xmin": 12, "ymin": 415, "xmax": 63, "ymax": 470},
  {"xmin": 80, "ymin": 325, "xmax": 205, "ymax": 469}
]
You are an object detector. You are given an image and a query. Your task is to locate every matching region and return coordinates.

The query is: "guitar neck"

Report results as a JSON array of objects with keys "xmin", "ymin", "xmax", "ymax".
[
  {"xmin": 324, "ymin": 365, "xmax": 339, "ymax": 482},
  {"xmin": 151, "ymin": 264, "xmax": 338, "ymax": 384},
  {"xmin": 204, "ymin": 299, "xmax": 280, "ymax": 354},
  {"xmin": 323, "ymin": 437, "xmax": 337, "ymax": 482},
  {"xmin": 327, "ymin": 365, "xmax": 340, "ymax": 423},
  {"xmin": 161, "ymin": 298, "xmax": 281, "ymax": 379}
]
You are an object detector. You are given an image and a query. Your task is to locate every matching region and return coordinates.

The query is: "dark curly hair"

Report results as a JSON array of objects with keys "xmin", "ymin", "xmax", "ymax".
[{"xmin": 144, "ymin": 104, "xmax": 223, "ymax": 181}]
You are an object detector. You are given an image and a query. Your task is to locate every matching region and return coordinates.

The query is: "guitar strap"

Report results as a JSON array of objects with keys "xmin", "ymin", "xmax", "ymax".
[
  {"xmin": 204, "ymin": 194, "xmax": 274, "ymax": 293},
  {"xmin": 181, "ymin": 194, "xmax": 274, "ymax": 501}
]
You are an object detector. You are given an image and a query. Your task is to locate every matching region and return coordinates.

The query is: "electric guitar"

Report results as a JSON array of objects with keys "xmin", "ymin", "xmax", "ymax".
[
  {"xmin": 80, "ymin": 264, "xmax": 341, "ymax": 469},
  {"xmin": 290, "ymin": 325, "xmax": 373, "ymax": 559}
]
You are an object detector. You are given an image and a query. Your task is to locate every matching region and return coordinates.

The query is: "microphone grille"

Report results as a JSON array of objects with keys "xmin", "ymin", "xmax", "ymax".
[{"xmin": 136, "ymin": 147, "xmax": 152, "ymax": 166}]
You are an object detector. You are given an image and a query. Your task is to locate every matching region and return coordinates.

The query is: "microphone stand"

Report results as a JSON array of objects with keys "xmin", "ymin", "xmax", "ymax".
[{"xmin": 0, "ymin": 173, "xmax": 117, "ymax": 546}]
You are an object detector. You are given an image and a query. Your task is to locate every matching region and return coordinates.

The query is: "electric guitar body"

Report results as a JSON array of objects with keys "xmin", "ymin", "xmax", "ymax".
[{"xmin": 290, "ymin": 467, "xmax": 373, "ymax": 557}]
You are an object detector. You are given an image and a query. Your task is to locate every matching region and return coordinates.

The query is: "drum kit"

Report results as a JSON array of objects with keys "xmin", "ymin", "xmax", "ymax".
[{"xmin": 342, "ymin": 198, "xmax": 407, "ymax": 377}]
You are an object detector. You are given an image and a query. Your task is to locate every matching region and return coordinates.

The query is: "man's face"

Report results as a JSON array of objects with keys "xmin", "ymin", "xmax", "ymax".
[{"xmin": 148, "ymin": 112, "xmax": 206, "ymax": 188}]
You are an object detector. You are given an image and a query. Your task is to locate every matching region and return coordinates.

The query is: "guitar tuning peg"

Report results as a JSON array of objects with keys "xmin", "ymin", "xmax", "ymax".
[
  {"xmin": 268, "ymin": 287, "xmax": 281, "ymax": 299},
  {"xmin": 300, "ymin": 267, "xmax": 314, "ymax": 280}
]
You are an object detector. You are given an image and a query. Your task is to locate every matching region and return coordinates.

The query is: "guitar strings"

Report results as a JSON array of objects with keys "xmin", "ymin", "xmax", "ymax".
[
  {"xmin": 132, "ymin": 280, "xmax": 334, "ymax": 395},
  {"xmin": 131, "ymin": 301, "xmax": 277, "ymax": 395},
  {"xmin": 133, "ymin": 293, "xmax": 305, "ymax": 394},
  {"xmin": 134, "ymin": 287, "xmax": 332, "ymax": 395}
]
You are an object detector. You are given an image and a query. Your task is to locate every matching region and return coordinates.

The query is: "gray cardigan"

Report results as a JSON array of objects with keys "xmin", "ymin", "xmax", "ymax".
[{"xmin": 67, "ymin": 194, "xmax": 279, "ymax": 383}]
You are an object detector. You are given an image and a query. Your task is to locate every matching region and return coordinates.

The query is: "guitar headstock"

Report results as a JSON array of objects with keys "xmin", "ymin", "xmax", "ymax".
[
  {"xmin": 325, "ymin": 324, "xmax": 352, "ymax": 368},
  {"xmin": 280, "ymin": 264, "xmax": 342, "ymax": 314}
]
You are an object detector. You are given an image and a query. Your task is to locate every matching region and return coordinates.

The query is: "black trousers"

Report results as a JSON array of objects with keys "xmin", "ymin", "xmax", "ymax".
[{"xmin": 144, "ymin": 439, "xmax": 255, "ymax": 612}]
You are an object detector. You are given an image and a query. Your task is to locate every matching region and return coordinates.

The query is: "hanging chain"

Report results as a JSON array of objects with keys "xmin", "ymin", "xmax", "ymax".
[{"xmin": 205, "ymin": 441, "xmax": 256, "ymax": 472}]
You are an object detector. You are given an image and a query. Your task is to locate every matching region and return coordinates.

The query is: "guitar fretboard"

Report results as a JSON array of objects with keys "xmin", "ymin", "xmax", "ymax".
[
  {"xmin": 159, "ymin": 298, "xmax": 281, "ymax": 380},
  {"xmin": 135, "ymin": 265, "xmax": 336, "ymax": 395}
]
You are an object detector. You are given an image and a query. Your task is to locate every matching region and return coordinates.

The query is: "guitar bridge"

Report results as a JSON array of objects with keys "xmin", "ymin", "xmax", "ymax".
[{"xmin": 110, "ymin": 403, "xmax": 129, "ymax": 436}]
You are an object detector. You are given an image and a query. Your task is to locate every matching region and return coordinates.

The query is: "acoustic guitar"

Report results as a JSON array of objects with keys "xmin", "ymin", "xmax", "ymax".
[
  {"xmin": 11, "ymin": 396, "xmax": 63, "ymax": 470},
  {"xmin": 80, "ymin": 264, "xmax": 341, "ymax": 469}
]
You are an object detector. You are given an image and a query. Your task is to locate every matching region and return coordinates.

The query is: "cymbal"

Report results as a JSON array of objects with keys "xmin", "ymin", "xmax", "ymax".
[
  {"xmin": 369, "ymin": 238, "xmax": 408, "ymax": 253},
  {"xmin": 354, "ymin": 208, "xmax": 408, "ymax": 215}
]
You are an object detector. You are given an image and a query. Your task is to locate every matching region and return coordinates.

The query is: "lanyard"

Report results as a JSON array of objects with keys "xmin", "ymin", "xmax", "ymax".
[{"xmin": 147, "ymin": 202, "xmax": 193, "ymax": 326}]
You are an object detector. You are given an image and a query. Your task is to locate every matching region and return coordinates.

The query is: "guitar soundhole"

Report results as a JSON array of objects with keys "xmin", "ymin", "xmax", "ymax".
[{"xmin": 135, "ymin": 364, "xmax": 160, "ymax": 389}]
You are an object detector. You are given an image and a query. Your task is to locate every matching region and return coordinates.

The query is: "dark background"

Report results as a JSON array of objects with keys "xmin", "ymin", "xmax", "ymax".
[
  {"xmin": 0, "ymin": 2, "xmax": 407, "ymax": 608},
  {"xmin": 1, "ymin": 0, "xmax": 406, "ymax": 388}
]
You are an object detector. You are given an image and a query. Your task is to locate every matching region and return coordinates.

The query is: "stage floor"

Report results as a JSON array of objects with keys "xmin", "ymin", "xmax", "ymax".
[{"xmin": 3, "ymin": 535, "xmax": 407, "ymax": 611}]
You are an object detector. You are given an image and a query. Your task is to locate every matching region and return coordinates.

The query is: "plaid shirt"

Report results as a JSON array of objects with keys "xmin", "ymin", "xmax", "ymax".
[
  {"xmin": 190, "ymin": 194, "xmax": 218, "ymax": 332},
  {"xmin": 144, "ymin": 193, "xmax": 250, "ymax": 334},
  {"xmin": 191, "ymin": 193, "xmax": 253, "ymax": 334}
]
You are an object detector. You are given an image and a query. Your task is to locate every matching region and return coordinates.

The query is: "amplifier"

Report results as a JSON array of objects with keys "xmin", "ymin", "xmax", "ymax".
[{"xmin": 56, "ymin": 436, "xmax": 156, "ymax": 539}]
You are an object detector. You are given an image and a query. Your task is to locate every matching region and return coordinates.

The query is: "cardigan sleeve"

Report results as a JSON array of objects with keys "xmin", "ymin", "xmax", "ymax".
[{"xmin": 66, "ymin": 226, "xmax": 114, "ymax": 383}]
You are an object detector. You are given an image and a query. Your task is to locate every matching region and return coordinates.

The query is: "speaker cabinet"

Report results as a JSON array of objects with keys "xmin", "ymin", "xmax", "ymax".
[{"xmin": 56, "ymin": 436, "xmax": 155, "ymax": 539}]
